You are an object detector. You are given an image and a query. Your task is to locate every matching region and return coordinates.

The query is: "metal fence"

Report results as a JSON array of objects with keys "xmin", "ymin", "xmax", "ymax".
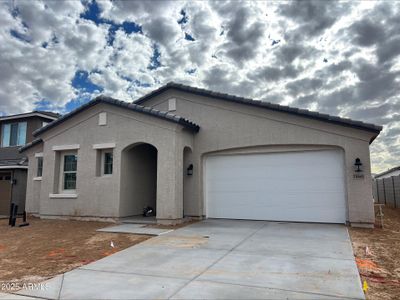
[{"xmin": 373, "ymin": 175, "xmax": 400, "ymax": 207}]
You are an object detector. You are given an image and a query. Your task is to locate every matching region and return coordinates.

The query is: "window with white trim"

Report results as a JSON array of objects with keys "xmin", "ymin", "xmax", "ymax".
[
  {"xmin": 1, "ymin": 122, "xmax": 27, "ymax": 147},
  {"xmin": 37, "ymin": 157, "xmax": 43, "ymax": 177},
  {"xmin": 104, "ymin": 151, "xmax": 113, "ymax": 175},
  {"xmin": 62, "ymin": 154, "xmax": 77, "ymax": 190}
]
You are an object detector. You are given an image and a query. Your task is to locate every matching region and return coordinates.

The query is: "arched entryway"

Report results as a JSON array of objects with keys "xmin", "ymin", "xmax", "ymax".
[{"xmin": 120, "ymin": 143, "xmax": 158, "ymax": 217}]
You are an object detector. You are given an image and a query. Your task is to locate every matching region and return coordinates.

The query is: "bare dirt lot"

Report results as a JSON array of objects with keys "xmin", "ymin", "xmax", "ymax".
[
  {"xmin": 0, "ymin": 217, "xmax": 150, "ymax": 285},
  {"xmin": 349, "ymin": 207, "xmax": 400, "ymax": 300}
]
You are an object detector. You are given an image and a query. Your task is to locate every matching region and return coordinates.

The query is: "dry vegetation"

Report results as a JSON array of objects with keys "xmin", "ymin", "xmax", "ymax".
[
  {"xmin": 0, "ymin": 217, "xmax": 150, "ymax": 285},
  {"xmin": 349, "ymin": 207, "xmax": 400, "ymax": 300}
]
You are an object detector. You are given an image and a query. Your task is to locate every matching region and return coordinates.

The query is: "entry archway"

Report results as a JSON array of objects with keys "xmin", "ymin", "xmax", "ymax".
[{"xmin": 120, "ymin": 143, "xmax": 158, "ymax": 217}]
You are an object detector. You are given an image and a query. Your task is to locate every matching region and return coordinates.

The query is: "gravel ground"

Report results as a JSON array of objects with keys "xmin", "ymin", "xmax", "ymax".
[
  {"xmin": 349, "ymin": 207, "xmax": 400, "ymax": 300},
  {"xmin": 0, "ymin": 216, "xmax": 150, "ymax": 287}
]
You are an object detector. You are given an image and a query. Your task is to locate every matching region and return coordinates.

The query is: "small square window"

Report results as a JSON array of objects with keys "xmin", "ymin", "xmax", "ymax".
[{"xmin": 104, "ymin": 152, "xmax": 113, "ymax": 175}]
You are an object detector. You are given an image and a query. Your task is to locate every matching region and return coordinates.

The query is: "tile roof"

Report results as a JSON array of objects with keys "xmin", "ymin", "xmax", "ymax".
[
  {"xmin": 0, "ymin": 146, "xmax": 28, "ymax": 166},
  {"xmin": 35, "ymin": 111, "xmax": 62, "ymax": 119},
  {"xmin": 135, "ymin": 82, "xmax": 383, "ymax": 136},
  {"xmin": 0, "ymin": 111, "xmax": 61, "ymax": 121},
  {"xmin": 32, "ymin": 96, "xmax": 200, "ymax": 138},
  {"xmin": 19, "ymin": 138, "xmax": 43, "ymax": 153},
  {"xmin": 0, "ymin": 146, "xmax": 24, "ymax": 161},
  {"xmin": 0, "ymin": 159, "xmax": 28, "ymax": 167}
]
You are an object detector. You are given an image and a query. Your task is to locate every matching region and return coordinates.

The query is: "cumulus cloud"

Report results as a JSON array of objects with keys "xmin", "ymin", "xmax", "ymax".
[{"xmin": 0, "ymin": 0, "xmax": 399, "ymax": 173}]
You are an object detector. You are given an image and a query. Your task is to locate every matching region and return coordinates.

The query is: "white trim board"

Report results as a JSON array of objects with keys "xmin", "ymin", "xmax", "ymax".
[
  {"xmin": 52, "ymin": 144, "xmax": 80, "ymax": 151},
  {"xmin": 0, "ymin": 166, "xmax": 28, "ymax": 169},
  {"xmin": 49, "ymin": 193, "xmax": 78, "ymax": 199},
  {"xmin": 93, "ymin": 143, "xmax": 116, "ymax": 149}
]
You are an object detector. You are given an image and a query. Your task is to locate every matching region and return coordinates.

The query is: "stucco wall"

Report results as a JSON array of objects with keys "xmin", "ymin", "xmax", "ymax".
[
  {"xmin": 25, "ymin": 143, "xmax": 43, "ymax": 214},
  {"xmin": 183, "ymin": 146, "xmax": 194, "ymax": 216},
  {"xmin": 24, "ymin": 89, "xmax": 379, "ymax": 225},
  {"xmin": 26, "ymin": 103, "xmax": 194, "ymax": 220},
  {"xmin": 146, "ymin": 89, "xmax": 377, "ymax": 225}
]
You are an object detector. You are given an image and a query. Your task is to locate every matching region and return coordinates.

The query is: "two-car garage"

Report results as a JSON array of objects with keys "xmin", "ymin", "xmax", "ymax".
[{"xmin": 205, "ymin": 149, "xmax": 347, "ymax": 224}]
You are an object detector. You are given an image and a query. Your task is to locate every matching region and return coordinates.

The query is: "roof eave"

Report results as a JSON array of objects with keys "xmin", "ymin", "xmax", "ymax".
[
  {"xmin": 134, "ymin": 83, "xmax": 383, "ymax": 135},
  {"xmin": 19, "ymin": 138, "xmax": 43, "ymax": 153},
  {"xmin": 33, "ymin": 97, "xmax": 200, "ymax": 138},
  {"xmin": 0, "ymin": 112, "xmax": 59, "ymax": 122}
]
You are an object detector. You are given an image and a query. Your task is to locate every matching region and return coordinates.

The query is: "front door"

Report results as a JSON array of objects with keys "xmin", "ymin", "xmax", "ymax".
[{"xmin": 0, "ymin": 172, "xmax": 12, "ymax": 215}]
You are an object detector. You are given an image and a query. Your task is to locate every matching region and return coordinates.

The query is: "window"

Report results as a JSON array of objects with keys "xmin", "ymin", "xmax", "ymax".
[
  {"xmin": 1, "ymin": 122, "xmax": 27, "ymax": 147},
  {"xmin": 63, "ymin": 154, "xmax": 77, "ymax": 190},
  {"xmin": 37, "ymin": 157, "xmax": 43, "ymax": 177},
  {"xmin": 104, "ymin": 152, "xmax": 113, "ymax": 175}
]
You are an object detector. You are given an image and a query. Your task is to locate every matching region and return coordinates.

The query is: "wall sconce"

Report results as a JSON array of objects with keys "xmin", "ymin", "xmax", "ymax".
[
  {"xmin": 354, "ymin": 158, "xmax": 363, "ymax": 172},
  {"xmin": 187, "ymin": 164, "xmax": 193, "ymax": 176}
]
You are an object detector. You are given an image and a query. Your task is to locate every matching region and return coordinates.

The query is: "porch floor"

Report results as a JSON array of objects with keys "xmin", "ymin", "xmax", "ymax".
[{"xmin": 120, "ymin": 215, "xmax": 156, "ymax": 224}]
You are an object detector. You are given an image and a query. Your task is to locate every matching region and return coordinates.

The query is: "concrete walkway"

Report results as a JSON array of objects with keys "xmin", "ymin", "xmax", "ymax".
[
  {"xmin": 13, "ymin": 220, "xmax": 364, "ymax": 299},
  {"xmin": 97, "ymin": 224, "xmax": 173, "ymax": 236}
]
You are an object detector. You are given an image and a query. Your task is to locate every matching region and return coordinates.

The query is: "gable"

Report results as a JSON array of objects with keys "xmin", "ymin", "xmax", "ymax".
[
  {"xmin": 134, "ymin": 82, "xmax": 382, "ymax": 142},
  {"xmin": 33, "ymin": 96, "xmax": 199, "ymax": 139}
]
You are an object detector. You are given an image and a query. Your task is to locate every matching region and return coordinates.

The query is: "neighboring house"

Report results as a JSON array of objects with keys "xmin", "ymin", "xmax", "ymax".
[
  {"xmin": 20, "ymin": 82, "xmax": 382, "ymax": 226},
  {"xmin": 0, "ymin": 111, "xmax": 59, "ymax": 215},
  {"xmin": 374, "ymin": 166, "xmax": 400, "ymax": 179}
]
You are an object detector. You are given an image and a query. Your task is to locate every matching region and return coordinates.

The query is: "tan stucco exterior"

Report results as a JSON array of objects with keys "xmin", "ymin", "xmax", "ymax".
[{"xmin": 24, "ymin": 89, "xmax": 379, "ymax": 226}]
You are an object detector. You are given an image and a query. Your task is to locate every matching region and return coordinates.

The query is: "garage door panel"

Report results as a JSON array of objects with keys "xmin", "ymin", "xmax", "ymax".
[
  {"xmin": 205, "ymin": 150, "xmax": 346, "ymax": 223},
  {"xmin": 208, "ymin": 178, "xmax": 344, "ymax": 192}
]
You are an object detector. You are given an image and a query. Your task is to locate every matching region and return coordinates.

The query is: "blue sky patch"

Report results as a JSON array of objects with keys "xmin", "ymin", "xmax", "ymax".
[
  {"xmin": 148, "ymin": 45, "xmax": 161, "ymax": 70},
  {"xmin": 33, "ymin": 70, "xmax": 103, "ymax": 112},
  {"xmin": 185, "ymin": 32, "xmax": 195, "ymax": 41},
  {"xmin": 132, "ymin": 80, "xmax": 151, "ymax": 88},
  {"xmin": 34, "ymin": 99, "xmax": 53, "ymax": 111},
  {"xmin": 81, "ymin": 0, "xmax": 142, "ymax": 45},
  {"xmin": 178, "ymin": 9, "xmax": 188, "ymax": 25},
  {"xmin": 80, "ymin": 0, "xmax": 102, "ymax": 24},
  {"xmin": 122, "ymin": 22, "xmax": 142, "ymax": 34},
  {"xmin": 10, "ymin": 29, "xmax": 30, "ymax": 43},
  {"xmin": 65, "ymin": 98, "xmax": 92, "ymax": 112},
  {"xmin": 71, "ymin": 70, "xmax": 103, "ymax": 93}
]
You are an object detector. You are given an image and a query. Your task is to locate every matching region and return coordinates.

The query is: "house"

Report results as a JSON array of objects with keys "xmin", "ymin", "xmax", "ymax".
[
  {"xmin": 20, "ymin": 82, "xmax": 382, "ymax": 226},
  {"xmin": 0, "ymin": 111, "xmax": 59, "ymax": 215},
  {"xmin": 374, "ymin": 166, "xmax": 400, "ymax": 179}
]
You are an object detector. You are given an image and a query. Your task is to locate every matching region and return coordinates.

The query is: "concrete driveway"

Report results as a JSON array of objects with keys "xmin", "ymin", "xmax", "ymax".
[{"xmin": 14, "ymin": 220, "xmax": 364, "ymax": 300}]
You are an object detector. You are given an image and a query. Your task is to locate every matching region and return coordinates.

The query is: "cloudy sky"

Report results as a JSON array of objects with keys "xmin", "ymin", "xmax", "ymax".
[{"xmin": 0, "ymin": 0, "xmax": 399, "ymax": 173}]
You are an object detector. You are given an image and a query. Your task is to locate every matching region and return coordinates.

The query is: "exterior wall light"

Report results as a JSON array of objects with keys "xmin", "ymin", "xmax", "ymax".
[
  {"xmin": 354, "ymin": 158, "xmax": 363, "ymax": 172},
  {"xmin": 187, "ymin": 164, "xmax": 193, "ymax": 176}
]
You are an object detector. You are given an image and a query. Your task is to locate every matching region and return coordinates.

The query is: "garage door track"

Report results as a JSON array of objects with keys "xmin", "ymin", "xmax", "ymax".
[{"xmin": 14, "ymin": 220, "xmax": 364, "ymax": 299}]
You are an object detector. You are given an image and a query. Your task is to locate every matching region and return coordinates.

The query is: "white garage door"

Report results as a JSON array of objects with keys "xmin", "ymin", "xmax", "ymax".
[{"xmin": 205, "ymin": 150, "xmax": 346, "ymax": 223}]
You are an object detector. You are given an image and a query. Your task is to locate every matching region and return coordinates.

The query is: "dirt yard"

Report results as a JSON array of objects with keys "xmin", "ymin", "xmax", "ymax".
[
  {"xmin": 0, "ymin": 217, "xmax": 150, "ymax": 286},
  {"xmin": 349, "ymin": 207, "xmax": 400, "ymax": 300}
]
